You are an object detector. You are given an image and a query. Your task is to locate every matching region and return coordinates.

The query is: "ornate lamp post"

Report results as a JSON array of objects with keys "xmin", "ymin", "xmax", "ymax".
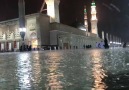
[
  {"xmin": 18, "ymin": 0, "xmax": 26, "ymax": 51},
  {"xmin": 19, "ymin": 28, "xmax": 26, "ymax": 41},
  {"xmin": 19, "ymin": 28, "xmax": 26, "ymax": 51}
]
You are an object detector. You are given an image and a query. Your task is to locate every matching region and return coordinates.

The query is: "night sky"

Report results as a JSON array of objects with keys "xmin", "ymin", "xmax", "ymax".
[{"xmin": 0, "ymin": 0, "xmax": 129, "ymax": 42}]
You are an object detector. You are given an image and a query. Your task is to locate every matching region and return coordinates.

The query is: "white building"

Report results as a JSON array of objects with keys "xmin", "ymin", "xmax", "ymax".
[{"xmin": 0, "ymin": 0, "xmax": 102, "ymax": 51}]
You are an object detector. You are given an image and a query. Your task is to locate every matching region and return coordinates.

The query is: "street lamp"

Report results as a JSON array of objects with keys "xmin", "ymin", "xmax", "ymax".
[
  {"xmin": 19, "ymin": 27, "xmax": 26, "ymax": 41},
  {"xmin": 19, "ymin": 27, "xmax": 26, "ymax": 51}
]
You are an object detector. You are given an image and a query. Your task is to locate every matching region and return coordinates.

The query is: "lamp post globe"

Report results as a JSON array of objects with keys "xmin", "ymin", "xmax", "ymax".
[{"xmin": 19, "ymin": 28, "xmax": 26, "ymax": 41}]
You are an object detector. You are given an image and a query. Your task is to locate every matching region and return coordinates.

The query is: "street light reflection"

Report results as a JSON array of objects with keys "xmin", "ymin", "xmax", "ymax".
[
  {"xmin": 91, "ymin": 50, "xmax": 107, "ymax": 90},
  {"xmin": 32, "ymin": 53, "xmax": 42, "ymax": 85},
  {"xmin": 45, "ymin": 52, "xmax": 64, "ymax": 90},
  {"xmin": 16, "ymin": 53, "xmax": 32, "ymax": 89}
]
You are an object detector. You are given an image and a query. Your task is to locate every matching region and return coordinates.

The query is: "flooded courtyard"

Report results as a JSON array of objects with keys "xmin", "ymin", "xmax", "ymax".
[{"xmin": 0, "ymin": 48, "xmax": 129, "ymax": 90}]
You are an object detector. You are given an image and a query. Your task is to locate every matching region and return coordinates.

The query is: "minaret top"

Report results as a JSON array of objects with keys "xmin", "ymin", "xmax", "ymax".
[
  {"xmin": 91, "ymin": 0, "xmax": 96, "ymax": 6},
  {"xmin": 84, "ymin": 5, "xmax": 88, "ymax": 31},
  {"xmin": 84, "ymin": 5, "xmax": 87, "ymax": 13},
  {"xmin": 91, "ymin": 0, "xmax": 98, "ymax": 37},
  {"xmin": 91, "ymin": 0, "xmax": 97, "ymax": 20}
]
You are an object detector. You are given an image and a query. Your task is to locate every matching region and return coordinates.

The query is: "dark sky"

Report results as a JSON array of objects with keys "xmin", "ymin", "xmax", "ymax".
[{"xmin": 0, "ymin": 0, "xmax": 129, "ymax": 42}]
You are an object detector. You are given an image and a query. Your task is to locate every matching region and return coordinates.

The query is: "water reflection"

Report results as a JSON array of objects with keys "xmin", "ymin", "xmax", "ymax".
[
  {"xmin": 16, "ymin": 53, "xmax": 32, "ymax": 89},
  {"xmin": 31, "ymin": 52, "xmax": 42, "ymax": 88},
  {"xmin": 91, "ymin": 50, "xmax": 107, "ymax": 90},
  {"xmin": 45, "ymin": 52, "xmax": 63, "ymax": 90},
  {"xmin": 0, "ymin": 49, "xmax": 129, "ymax": 90}
]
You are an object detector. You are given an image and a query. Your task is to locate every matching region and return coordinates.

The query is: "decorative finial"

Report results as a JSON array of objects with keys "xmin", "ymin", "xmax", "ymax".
[
  {"xmin": 84, "ymin": 5, "xmax": 87, "ymax": 13},
  {"xmin": 91, "ymin": 0, "xmax": 96, "ymax": 6}
]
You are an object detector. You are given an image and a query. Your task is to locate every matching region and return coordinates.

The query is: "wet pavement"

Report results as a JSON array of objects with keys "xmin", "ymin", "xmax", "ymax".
[{"xmin": 0, "ymin": 48, "xmax": 129, "ymax": 90}]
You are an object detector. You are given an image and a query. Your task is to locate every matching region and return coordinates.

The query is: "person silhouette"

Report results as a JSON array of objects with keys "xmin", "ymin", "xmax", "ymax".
[{"xmin": 104, "ymin": 38, "xmax": 109, "ymax": 49}]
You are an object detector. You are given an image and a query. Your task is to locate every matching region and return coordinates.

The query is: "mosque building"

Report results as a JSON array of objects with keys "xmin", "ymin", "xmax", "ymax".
[{"xmin": 0, "ymin": 0, "xmax": 101, "ymax": 51}]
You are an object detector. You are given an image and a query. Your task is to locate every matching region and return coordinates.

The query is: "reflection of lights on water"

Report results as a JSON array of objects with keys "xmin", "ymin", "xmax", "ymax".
[
  {"xmin": 47, "ymin": 73, "xmax": 63, "ymax": 89},
  {"xmin": 17, "ymin": 53, "xmax": 32, "ymax": 89},
  {"xmin": 45, "ymin": 52, "xmax": 64, "ymax": 90},
  {"xmin": 16, "ymin": 52, "xmax": 42, "ymax": 89},
  {"xmin": 32, "ymin": 53, "xmax": 41, "ymax": 84},
  {"xmin": 91, "ymin": 50, "xmax": 107, "ymax": 90}
]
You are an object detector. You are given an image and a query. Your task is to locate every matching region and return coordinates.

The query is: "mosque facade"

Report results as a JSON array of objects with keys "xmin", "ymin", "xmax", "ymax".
[{"xmin": 0, "ymin": 0, "xmax": 102, "ymax": 51}]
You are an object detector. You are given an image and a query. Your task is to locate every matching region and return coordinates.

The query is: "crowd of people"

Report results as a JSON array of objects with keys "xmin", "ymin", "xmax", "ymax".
[
  {"xmin": 20, "ymin": 45, "xmax": 32, "ymax": 52},
  {"xmin": 83, "ymin": 45, "xmax": 92, "ymax": 49}
]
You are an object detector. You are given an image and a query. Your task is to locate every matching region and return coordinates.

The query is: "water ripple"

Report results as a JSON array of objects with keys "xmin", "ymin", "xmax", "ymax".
[{"xmin": 0, "ymin": 49, "xmax": 129, "ymax": 90}]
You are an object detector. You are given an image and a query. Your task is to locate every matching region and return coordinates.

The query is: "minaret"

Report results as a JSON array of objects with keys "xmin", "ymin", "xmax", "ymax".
[
  {"xmin": 91, "ymin": 0, "xmax": 98, "ymax": 37},
  {"xmin": 18, "ymin": 0, "xmax": 25, "ymax": 29},
  {"xmin": 18, "ymin": 0, "xmax": 26, "ymax": 41},
  {"xmin": 45, "ymin": 0, "xmax": 60, "ymax": 23},
  {"xmin": 84, "ymin": 5, "xmax": 88, "ymax": 32}
]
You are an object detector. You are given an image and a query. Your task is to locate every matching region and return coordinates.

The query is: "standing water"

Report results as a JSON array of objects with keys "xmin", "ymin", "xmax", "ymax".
[{"xmin": 0, "ymin": 49, "xmax": 129, "ymax": 90}]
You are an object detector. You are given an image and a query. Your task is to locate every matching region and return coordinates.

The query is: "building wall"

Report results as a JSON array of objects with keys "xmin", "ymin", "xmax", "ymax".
[
  {"xmin": 0, "ymin": 13, "xmax": 50, "ymax": 49},
  {"xmin": 36, "ymin": 14, "xmax": 50, "ymax": 45},
  {"xmin": 0, "ymin": 20, "xmax": 21, "ymax": 41},
  {"xmin": 50, "ymin": 30, "xmax": 101, "ymax": 49},
  {"xmin": 0, "ymin": 13, "xmax": 102, "ymax": 50},
  {"xmin": 0, "ymin": 19, "xmax": 20, "ymax": 50},
  {"xmin": 26, "ymin": 14, "xmax": 39, "ymax": 48},
  {"xmin": 50, "ymin": 22, "xmax": 102, "ymax": 49},
  {"xmin": 0, "ymin": 14, "xmax": 38, "ymax": 50},
  {"xmin": 26, "ymin": 15, "xmax": 37, "ymax": 41},
  {"xmin": 50, "ymin": 30, "xmax": 58, "ymax": 45}
]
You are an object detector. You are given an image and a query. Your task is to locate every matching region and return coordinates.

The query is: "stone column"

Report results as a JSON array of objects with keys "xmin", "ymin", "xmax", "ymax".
[
  {"xmin": 102, "ymin": 31, "xmax": 104, "ymax": 40},
  {"xmin": 110, "ymin": 34, "xmax": 112, "ymax": 42},
  {"xmin": 106, "ymin": 33, "xmax": 109, "ymax": 41}
]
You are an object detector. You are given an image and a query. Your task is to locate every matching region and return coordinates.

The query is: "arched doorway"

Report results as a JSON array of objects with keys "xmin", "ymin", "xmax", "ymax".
[
  {"xmin": 30, "ymin": 32, "xmax": 38, "ymax": 48},
  {"xmin": 31, "ymin": 39, "xmax": 38, "ymax": 48}
]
